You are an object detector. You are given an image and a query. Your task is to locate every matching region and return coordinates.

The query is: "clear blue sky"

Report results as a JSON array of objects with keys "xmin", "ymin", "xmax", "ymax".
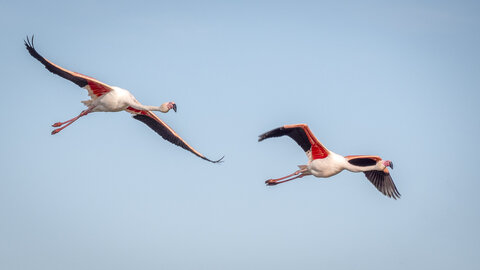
[{"xmin": 1, "ymin": 0, "xmax": 479, "ymax": 269}]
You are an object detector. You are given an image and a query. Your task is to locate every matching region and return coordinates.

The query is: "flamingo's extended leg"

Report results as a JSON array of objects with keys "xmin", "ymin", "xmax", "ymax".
[
  {"xmin": 265, "ymin": 167, "xmax": 308, "ymax": 185},
  {"xmin": 51, "ymin": 108, "xmax": 93, "ymax": 135},
  {"xmin": 266, "ymin": 173, "xmax": 306, "ymax": 185},
  {"xmin": 52, "ymin": 118, "xmax": 76, "ymax": 127}
]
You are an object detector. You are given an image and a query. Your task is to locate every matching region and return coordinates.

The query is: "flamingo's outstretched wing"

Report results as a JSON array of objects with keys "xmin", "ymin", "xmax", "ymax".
[
  {"xmin": 346, "ymin": 155, "xmax": 401, "ymax": 199},
  {"xmin": 258, "ymin": 124, "xmax": 329, "ymax": 160},
  {"xmin": 364, "ymin": 169, "xmax": 401, "ymax": 199},
  {"xmin": 127, "ymin": 107, "xmax": 223, "ymax": 163},
  {"xmin": 24, "ymin": 35, "xmax": 113, "ymax": 99}
]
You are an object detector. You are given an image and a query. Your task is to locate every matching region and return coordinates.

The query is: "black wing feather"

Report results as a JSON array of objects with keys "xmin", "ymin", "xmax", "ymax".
[
  {"xmin": 24, "ymin": 35, "xmax": 88, "ymax": 88},
  {"xmin": 364, "ymin": 170, "xmax": 401, "ymax": 199},
  {"xmin": 133, "ymin": 114, "xmax": 223, "ymax": 163},
  {"xmin": 348, "ymin": 158, "xmax": 377, "ymax": 167},
  {"xmin": 258, "ymin": 127, "xmax": 311, "ymax": 152}
]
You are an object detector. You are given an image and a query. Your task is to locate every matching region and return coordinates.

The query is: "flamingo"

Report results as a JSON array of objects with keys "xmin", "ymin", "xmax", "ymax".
[
  {"xmin": 24, "ymin": 36, "xmax": 223, "ymax": 163},
  {"xmin": 258, "ymin": 124, "xmax": 400, "ymax": 199}
]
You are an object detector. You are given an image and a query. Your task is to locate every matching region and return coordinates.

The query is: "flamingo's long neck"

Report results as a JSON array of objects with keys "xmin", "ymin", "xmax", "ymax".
[{"xmin": 129, "ymin": 103, "xmax": 167, "ymax": 113}]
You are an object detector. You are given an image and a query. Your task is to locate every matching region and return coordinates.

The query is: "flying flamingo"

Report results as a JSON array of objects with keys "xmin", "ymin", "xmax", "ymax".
[
  {"xmin": 258, "ymin": 124, "xmax": 400, "ymax": 199},
  {"xmin": 25, "ymin": 36, "xmax": 223, "ymax": 163}
]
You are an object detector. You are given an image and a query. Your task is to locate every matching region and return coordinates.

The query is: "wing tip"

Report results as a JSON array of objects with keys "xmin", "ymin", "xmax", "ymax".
[
  {"xmin": 205, "ymin": 155, "xmax": 225, "ymax": 164},
  {"xmin": 364, "ymin": 170, "xmax": 401, "ymax": 200},
  {"xmin": 257, "ymin": 126, "xmax": 285, "ymax": 142},
  {"xmin": 385, "ymin": 173, "xmax": 401, "ymax": 200},
  {"xmin": 24, "ymin": 34, "xmax": 35, "ymax": 50}
]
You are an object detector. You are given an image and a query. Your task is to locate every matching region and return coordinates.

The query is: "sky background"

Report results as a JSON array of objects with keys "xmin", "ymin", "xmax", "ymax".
[{"xmin": 1, "ymin": 0, "xmax": 479, "ymax": 269}]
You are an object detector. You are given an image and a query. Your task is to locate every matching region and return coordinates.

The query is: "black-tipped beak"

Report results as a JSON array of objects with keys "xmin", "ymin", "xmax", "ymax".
[
  {"xmin": 389, "ymin": 162, "xmax": 394, "ymax": 169},
  {"xmin": 172, "ymin": 103, "xmax": 177, "ymax": 112}
]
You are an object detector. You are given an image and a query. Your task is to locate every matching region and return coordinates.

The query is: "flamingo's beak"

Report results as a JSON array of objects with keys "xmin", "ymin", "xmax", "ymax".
[
  {"xmin": 389, "ymin": 161, "xmax": 394, "ymax": 169},
  {"xmin": 172, "ymin": 103, "xmax": 177, "ymax": 112}
]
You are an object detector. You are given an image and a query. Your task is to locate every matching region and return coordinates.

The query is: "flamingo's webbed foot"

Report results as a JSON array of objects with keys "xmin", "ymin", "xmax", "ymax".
[
  {"xmin": 265, "ymin": 179, "xmax": 278, "ymax": 186},
  {"xmin": 51, "ymin": 128, "xmax": 61, "ymax": 135}
]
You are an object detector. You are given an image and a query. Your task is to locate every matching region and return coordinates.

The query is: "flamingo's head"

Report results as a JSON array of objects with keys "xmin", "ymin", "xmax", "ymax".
[
  {"xmin": 382, "ymin": 160, "xmax": 394, "ymax": 169},
  {"xmin": 160, "ymin": 101, "xmax": 177, "ymax": 113}
]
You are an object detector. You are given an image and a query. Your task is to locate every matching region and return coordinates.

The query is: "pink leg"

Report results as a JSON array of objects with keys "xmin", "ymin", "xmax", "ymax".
[
  {"xmin": 265, "ymin": 168, "xmax": 308, "ymax": 186},
  {"xmin": 266, "ymin": 174, "xmax": 306, "ymax": 185},
  {"xmin": 51, "ymin": 108, "xmax": 92, "ymax": 135},
  {"xmin": 52, "ymin": 118, "xmax": 76, "ymax": 127}
]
